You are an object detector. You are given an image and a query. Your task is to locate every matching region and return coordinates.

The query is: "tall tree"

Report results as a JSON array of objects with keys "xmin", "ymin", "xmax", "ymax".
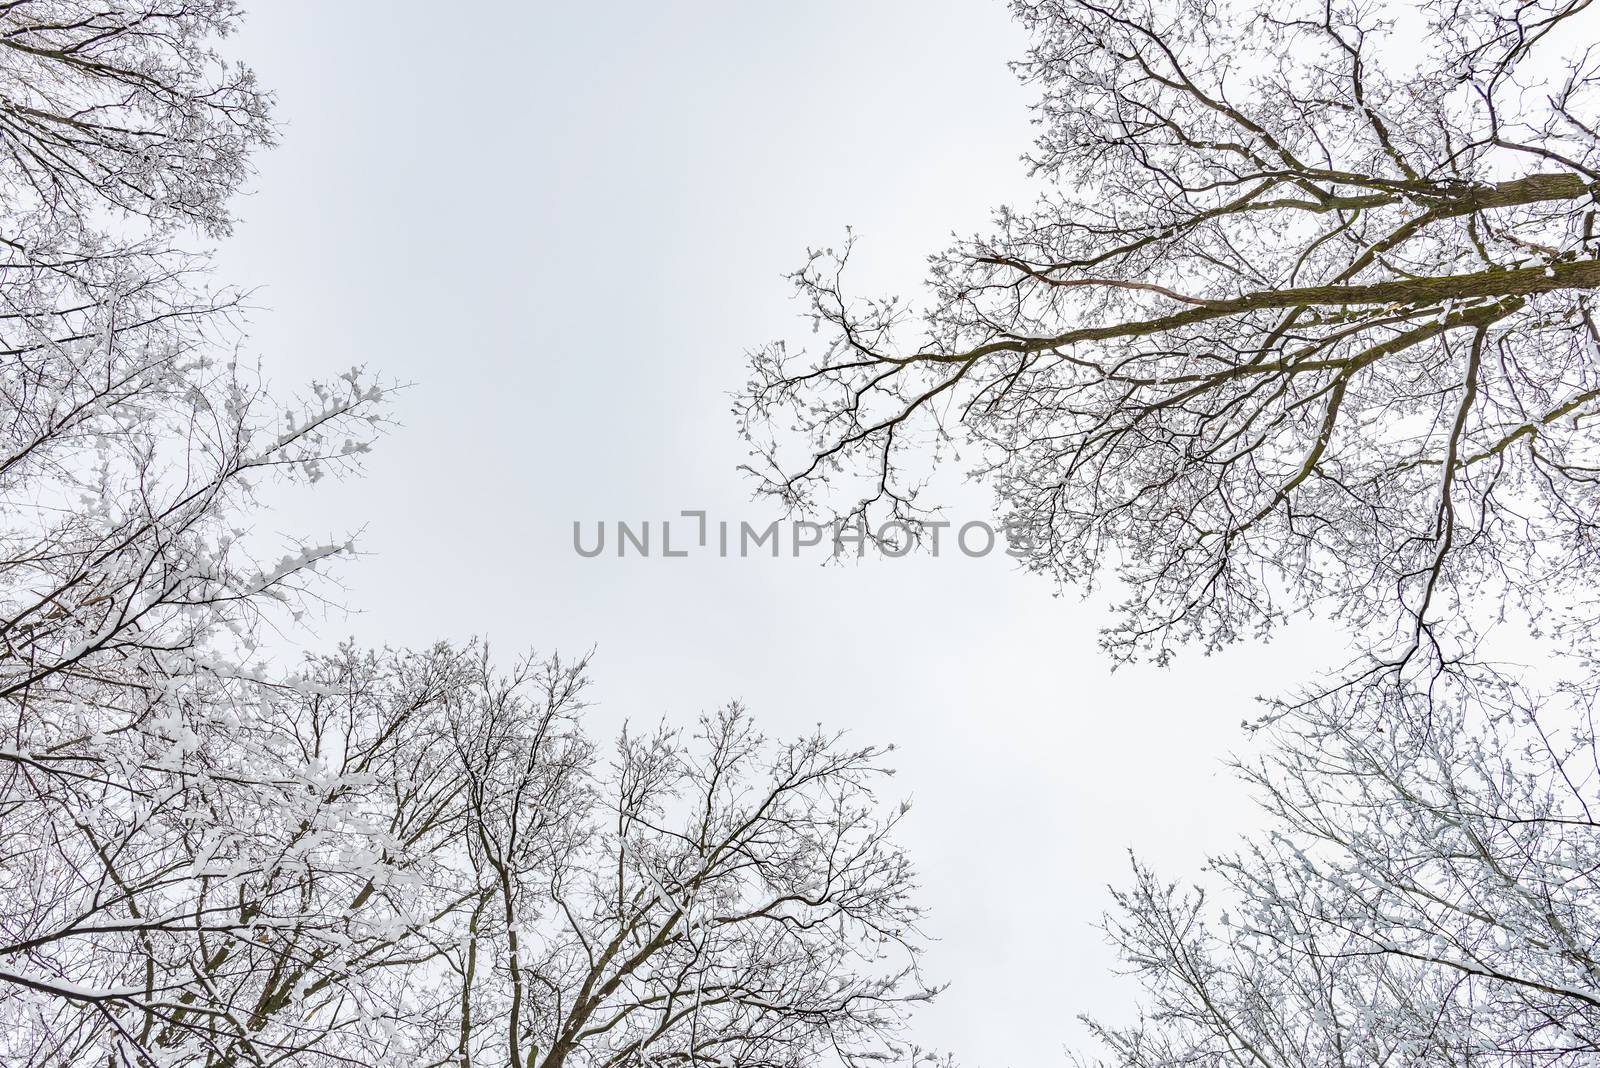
[
  {"xmin": 740, "ymin": 0, "xmax": 1600, "ymax": 1063},
  {"xmin": 1082, "ymin": 662, "xmax": 1600, "ymax": 1068},
  {"xmin": 740, "ymin": 0, "xmax": 1600, "ymax": 670},
  {"xmin": 0, "ymin": 5, "xmax": 940, "ymax": 1066}
]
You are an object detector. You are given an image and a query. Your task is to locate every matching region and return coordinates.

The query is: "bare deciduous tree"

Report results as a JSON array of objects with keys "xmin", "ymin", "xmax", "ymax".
[
  {"xmin": 1083, "ymin": 666, "xmax": 1600, "ymax": 1067},
  {"xmin": 740, "ymin": 0, "xmax": 1600, "ymax": 670},
  {"xmin": 441, "ymin": 664, "xmax": 932, "ymax": 1068},
  {"xmin": 741, "ymin": 1, "xmax": 1600, "ymax": 1064},
  {"xmin": 0, "ymin": 0, "xmax": 271, "ymax": 238},
  {"xmin": 0, "ymin": 5, "xmax": 940, "ymax": 1066},
  {"xmin": 4, "ymin": 640, "xmax": 934, "ymax": 1067}
]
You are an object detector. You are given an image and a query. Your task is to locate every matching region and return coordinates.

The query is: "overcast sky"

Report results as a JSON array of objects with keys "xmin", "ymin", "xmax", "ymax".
[{"xmin": 215, "ymin": 3, "xmax": 1337, "ymax": 1063}]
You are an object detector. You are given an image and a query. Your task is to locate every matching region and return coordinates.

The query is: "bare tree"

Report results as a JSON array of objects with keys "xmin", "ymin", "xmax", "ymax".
[
  {"xmin": 1081, "ymin": 662, "xmax": 1600, "ymax": 1067},
  {"xmin": 0, "ymin": 7, "xmax": 941, "ymax": 1066},
  {"xmin": 0, "ymin": 5, "xmax": 402, "ymax": 1061},
  {"xmin": 739, "ymin": 0, "xmax": 1600, "ymax": 670},
  {"xmin": 441, "ymin": 661, "xmax": 933, "ymax": 1068},
  {"xmin": 740, "ymin": 0, "xmax": 1600, "ymax": 1063},
  {"xmin": 3, "ymin": 637, "xmax": 936, "ymax": 1068},
  {"xmin": 0, "ymin": 0, "xmax": 271, "ymax": 239}
]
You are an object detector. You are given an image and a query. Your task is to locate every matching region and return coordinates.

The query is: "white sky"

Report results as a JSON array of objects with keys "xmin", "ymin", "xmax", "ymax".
[{"xmin": 216, "ymin": 3, "xmax": 1337, "ymax": 1063}]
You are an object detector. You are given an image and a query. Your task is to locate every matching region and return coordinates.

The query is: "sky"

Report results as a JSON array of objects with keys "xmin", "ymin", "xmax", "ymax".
[{"xmin": 215, "ymin": 3, "xmax": 1337, "ymax": 1063}]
